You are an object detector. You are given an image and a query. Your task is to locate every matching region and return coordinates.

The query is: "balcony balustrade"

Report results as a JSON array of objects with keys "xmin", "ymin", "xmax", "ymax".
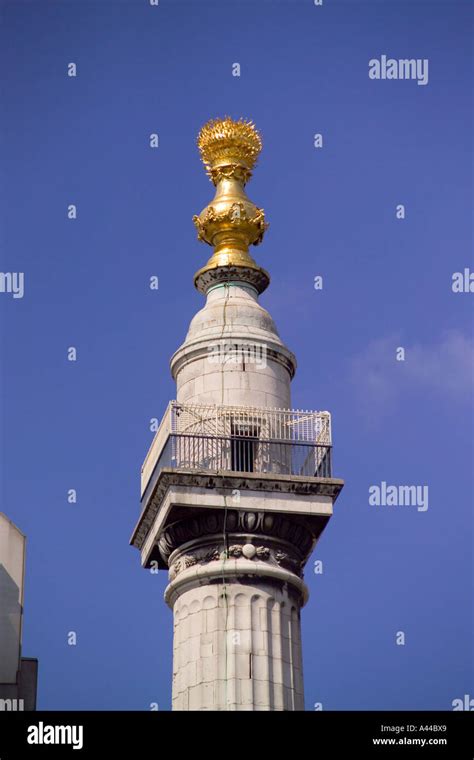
[{"xmin": 141, "ymin": 402, "xmax": 333, "ymax": 503}]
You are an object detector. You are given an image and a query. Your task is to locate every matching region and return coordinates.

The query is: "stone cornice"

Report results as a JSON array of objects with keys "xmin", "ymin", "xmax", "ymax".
[
  {"xmin": 194, "ymin": 262, "xmax": 270, "ymax": 295},
  {"xmin": 130, "ymin": 468, "xmax": 344, "ymax": 552},
  {"xmin": 169, "ymin": 332, "xmax": 296, "ymax": 380}
]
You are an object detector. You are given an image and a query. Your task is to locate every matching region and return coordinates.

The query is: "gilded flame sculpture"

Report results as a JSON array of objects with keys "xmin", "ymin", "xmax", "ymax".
[{"xmin": 193, "ymin": 117, "xmax": 270, "ymax": 295}]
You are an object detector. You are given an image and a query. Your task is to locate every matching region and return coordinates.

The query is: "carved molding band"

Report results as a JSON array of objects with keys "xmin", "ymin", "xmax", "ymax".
[
  {"xmin": 194, "ymin": 262, "xmax": 270, "ymax": 295},
  {"xmin": 168, "ymin": 538, "xmax": 303, "ymax": 582},
  {"xmin": 193, "ymin": 203, "xmax": 268, "ymax": 248},
  {"xmin": 158, "ymin": 509, "xmax": 313, "ymax": 564}
]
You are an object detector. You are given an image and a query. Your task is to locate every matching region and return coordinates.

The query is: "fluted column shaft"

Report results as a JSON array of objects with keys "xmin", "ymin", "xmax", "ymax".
[{"xmin": 162, "ymin": 511, "xmax": 309, "ymax": 711}]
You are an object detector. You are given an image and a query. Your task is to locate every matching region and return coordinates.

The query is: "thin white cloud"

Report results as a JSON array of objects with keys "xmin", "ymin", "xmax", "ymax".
[{"xmin": 351, "ymin": 330, "xmax": 474, "ymax": 416}]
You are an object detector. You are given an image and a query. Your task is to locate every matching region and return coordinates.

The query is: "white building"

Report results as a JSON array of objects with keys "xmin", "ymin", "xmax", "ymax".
[
  {"xmin": 0, "ymin": 513, "xmax": 38, "ymax": 710},
  {"xmin": 131, "ymin": 117, "xmax": 344, "ymax": 711}
]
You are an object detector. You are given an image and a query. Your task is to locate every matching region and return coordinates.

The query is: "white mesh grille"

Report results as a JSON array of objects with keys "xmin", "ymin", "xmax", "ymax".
[{"xmin": 170, "ymin": 402, "xmax": 331, "ymax": 445}]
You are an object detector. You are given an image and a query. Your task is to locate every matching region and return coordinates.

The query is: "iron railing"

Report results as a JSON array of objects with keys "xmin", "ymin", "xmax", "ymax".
[
  {"xmin": 156, "ymin": 433, "xmax": 331, "ymax": 478},
  {"xmin": 141, "ymin": 402, "xmax": 333, "ymax": 497}
]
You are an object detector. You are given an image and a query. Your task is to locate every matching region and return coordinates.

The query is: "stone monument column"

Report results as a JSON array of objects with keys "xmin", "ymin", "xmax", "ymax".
[{"xmin": 131, "ymin": 117, "xmax": 343, "ymax": 711}]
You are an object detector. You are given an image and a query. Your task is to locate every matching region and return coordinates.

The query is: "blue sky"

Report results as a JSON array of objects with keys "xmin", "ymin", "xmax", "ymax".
[{"xmin": 0, "ymin": 0, "xmax": 472, "ymax": 710}]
